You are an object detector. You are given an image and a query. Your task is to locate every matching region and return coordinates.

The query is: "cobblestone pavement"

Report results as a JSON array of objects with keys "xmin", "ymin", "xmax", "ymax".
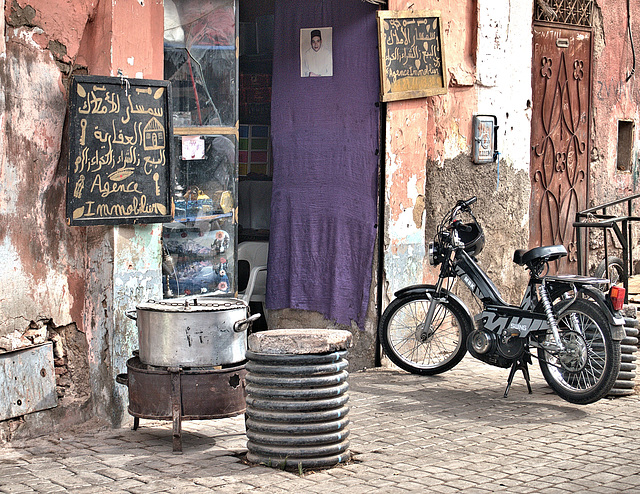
[{"xmin": 2, "ymin": 357, "xmax": 640, "ymax": 493}]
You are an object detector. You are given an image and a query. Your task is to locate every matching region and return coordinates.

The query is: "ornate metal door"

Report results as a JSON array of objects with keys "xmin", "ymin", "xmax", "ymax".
[{"xmin": 530, "ymin": 23, "xmax": 592, "ymax": 274}]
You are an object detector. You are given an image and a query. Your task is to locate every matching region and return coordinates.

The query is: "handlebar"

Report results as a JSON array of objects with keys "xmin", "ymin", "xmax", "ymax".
[
  {"xmin": 457, "ymin": 197, "xmax": 477, "ymax": 209},
  {"xmin": 437, "ymin": 197, "xmax": 480, "ymax": 250},
  {"xmin": 449, "ymin": 197, "xmax": 477, "ymax": 223}
]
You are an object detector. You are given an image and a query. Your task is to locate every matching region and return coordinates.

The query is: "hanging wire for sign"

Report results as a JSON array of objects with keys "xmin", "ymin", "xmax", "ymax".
[{"xmin": 117, "ymin": 69, "xmax": 130, "ymax": 96}]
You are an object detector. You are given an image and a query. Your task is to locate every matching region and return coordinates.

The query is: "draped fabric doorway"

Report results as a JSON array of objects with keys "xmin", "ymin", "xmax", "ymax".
[{"xmin": 266, "ymin": 0, "xmax": 381, "ymax": 328}]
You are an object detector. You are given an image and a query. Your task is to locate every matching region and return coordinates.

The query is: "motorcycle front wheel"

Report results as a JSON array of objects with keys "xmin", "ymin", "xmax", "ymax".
[
  {"xmin": 537, "ymin": 298, "xmax": 620, "ymax": 404},
  {"xmin": 379, "ymin": 292, "xmax": 471, "ymax": 375}
]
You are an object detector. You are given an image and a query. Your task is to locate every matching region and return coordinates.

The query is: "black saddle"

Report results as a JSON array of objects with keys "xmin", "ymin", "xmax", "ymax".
[{"xmin": 513, "ymin": 245, "xmax": 567, "ymax": 266}]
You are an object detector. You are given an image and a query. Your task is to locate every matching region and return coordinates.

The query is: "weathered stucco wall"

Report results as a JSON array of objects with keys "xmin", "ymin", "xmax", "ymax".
[
  {"xmin": 383, "ymin": 0, "xmax": 533, "ymax": 306},
  {"xmin": 0, "ymin": 0, "xmax": 163, "ymax": 440},
  {"xmin": 383, "ymin": 1, "xmax": 478, "ymax": 298},
  {"xmin": 6, "ymin": 0, "xmax": 637, "ymax": 439},
  {"xmin": 587, "ymin": 0, "xmax": 640, "ymax": 273},
  {"xmin": 0, "ymin": 1, "xmax": 94, "ymax": 440}
]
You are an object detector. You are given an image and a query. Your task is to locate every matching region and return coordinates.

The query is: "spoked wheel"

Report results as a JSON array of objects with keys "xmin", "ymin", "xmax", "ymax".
[
  {"xmin": 378, "ymin": 292, "xmax": 472, "ymax": 375},
  {"xmin": 537, "ymin": 298, "xmax": 620, "ymax": 404}
]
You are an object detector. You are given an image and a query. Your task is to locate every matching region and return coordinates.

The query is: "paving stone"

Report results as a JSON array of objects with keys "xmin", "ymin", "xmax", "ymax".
[
  {"xmin": 70, "ymin": 487, "xmax": 118, "ymax": 494},
  {"xmin": 2, "ymin": 359, "xmax": 640, "ymax": 492},
  {"xmin": 29, "ymin": 483, "xmax": 67, "ymax": 493},
  {"xmin": 0, "ymin": 484, "xmax": 36, "ymax": 493},
  {"xmin": 127, "ymin": 480, "xmax": 178, "ymax": 494}
]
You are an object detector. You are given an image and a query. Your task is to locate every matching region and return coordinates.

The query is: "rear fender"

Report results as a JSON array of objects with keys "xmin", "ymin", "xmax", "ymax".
[
  {"xmin": 549, "ymin": 283, "xmax": 625, "ymax": 340},
  {"xmin": 577, "ymin": 285, "xmax": 625, "ymax": 340}
]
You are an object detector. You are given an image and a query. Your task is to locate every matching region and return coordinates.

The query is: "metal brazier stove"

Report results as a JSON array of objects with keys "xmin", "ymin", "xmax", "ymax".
[{"xmin": 117, "ymin": 297, "xmax": 258, "ymax": 452}]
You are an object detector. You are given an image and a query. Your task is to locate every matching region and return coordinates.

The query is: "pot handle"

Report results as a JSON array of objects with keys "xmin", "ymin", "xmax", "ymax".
[
  {"xmin": 125, "ymin": 309, "xmax": 137, "ymax": 321},
  {"xmin": 116, "ymin": 373, "xmax": 129, "ymax": 386},
  {"xmin": 234, "ymin": 313, "xmax": 261, "ymax": 333}
]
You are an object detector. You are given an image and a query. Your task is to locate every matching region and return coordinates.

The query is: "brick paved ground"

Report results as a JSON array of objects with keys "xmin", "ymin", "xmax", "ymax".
[{"xmin": 2, "ymin": 357, "xmax": 640, "ymax": 493}]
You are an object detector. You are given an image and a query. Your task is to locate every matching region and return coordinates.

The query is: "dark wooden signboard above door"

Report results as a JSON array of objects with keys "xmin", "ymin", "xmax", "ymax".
[
  {"xmin": 66, "ymin": 75, "xmax": 174, "ymax": 226},
  {"xmin": 377, "ymin": 10, "xmax": 447, "ymax": 102}
]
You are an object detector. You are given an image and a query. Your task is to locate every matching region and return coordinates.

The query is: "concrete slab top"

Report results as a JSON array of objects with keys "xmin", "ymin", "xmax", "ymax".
[{"xmin": 248, "ymin": 328, "xmax": 353, "ymax": 355}]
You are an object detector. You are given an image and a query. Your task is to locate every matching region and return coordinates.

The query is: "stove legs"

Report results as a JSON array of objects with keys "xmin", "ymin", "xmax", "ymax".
[
  {"xmin": 169, "ymin": 367, "xmax": 183, "ymax": 454},
  {"xmin": 117, "ymin": 358, "xmax": 247, "ymax": 453}
]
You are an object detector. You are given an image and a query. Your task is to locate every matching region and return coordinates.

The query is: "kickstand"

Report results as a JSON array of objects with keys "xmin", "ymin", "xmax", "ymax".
[{"xmin": 504, "ymin": 356, "xmax": 532, "ymax": 398}]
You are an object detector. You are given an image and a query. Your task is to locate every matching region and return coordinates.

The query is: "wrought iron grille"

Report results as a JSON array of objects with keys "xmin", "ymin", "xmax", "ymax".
[{"xmin": 534, "ymin": 0, "xmax": 593, "ymax": 27}]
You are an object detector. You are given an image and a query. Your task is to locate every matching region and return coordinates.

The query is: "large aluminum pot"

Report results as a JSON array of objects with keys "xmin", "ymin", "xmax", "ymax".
[{"xmin": 126, "ymin": 297, "xmax": 260, "ymax": 367}]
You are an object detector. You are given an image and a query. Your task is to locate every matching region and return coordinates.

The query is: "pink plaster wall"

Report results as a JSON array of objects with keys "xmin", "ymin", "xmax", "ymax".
[
  {"xmin": 386, "ymin": 0, "xmax": 477, "ymax": 224},
  {"xmin": 584, "ymin": 1, "xmax": 640, "ymax": 271},
  {"xmin": 8, "ymin": 0, "xmax": 97, "ymax": 60},
  {"xmin": 77, "ymin": 0, "xmax": 164, "ymax": 78},
  {"xmin": 1, "ymin": 0, "xmax": 163, "ymax": 332},
  {"xmin": 1, "ymin": 0, "xmax": 163, "ymax": 436},
  {"xmin": 590, "ymin": 1, "xmax": 640, "ymax": 202},
  {"xmin": 384, "ymin": 0, "xmax": 478, "ymax": 289},
  {"xmin": 113, "ymin": 0, "xmax": 164, "ymax": 78}
]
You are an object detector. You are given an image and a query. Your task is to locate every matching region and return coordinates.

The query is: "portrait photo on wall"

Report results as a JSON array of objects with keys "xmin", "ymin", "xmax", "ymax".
[{"xmin": 300, "ymin": 27, "xmax": 333, "ymax": 77}]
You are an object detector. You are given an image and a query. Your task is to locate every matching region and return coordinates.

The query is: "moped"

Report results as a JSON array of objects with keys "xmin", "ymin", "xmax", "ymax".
[{"xmin": 378, "ymin": 197, "xmax": 626, "ymax": 404}]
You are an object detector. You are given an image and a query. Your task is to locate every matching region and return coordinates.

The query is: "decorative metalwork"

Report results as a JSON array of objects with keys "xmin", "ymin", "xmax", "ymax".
[
  {"xmin": 534, "ymin": 0, "xmax": 593, "ymax": 27},
  {"xmin": 530, "ymin": 31, "xmax": 590, "ymax": 272}
]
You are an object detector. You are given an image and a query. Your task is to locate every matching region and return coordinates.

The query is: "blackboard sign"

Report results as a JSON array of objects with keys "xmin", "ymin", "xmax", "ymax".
[
  {"xmin": 67, "ymin": 75, "xmax": 174, "ymax": 226},
  {"xmin": 377, "ymin": 10, "xmax": 448, "ymax": 102}
]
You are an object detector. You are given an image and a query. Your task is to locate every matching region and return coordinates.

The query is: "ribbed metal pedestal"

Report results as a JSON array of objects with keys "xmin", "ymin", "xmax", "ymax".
[
  {"xmin": 608, "ymin": 316, "xmax": 638, "ymax": 397},
  {"xmin": 245, "ymin": 344, "xmax": 351, "ymax": 470}
]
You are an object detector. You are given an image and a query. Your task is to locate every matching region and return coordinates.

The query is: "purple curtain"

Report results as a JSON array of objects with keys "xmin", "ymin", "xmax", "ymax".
[{"xmin": 266, "ymin": 0, "xmax": 380, "ymax": 328}]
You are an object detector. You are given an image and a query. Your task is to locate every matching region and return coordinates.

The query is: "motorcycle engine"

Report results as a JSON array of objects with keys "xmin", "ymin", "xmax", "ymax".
[{"xmin": 467, "ymin": 325, "xmax": 525, "ymax": 369}]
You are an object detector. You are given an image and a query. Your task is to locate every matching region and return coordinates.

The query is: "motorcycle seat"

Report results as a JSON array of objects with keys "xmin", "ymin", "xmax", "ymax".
[{"xmin": 513, "ymin": 245, "xmax": 567, "ymax": 266}]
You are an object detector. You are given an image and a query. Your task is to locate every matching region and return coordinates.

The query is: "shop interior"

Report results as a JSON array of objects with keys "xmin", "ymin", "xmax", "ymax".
[
  {"xmin": 161, "ymin": 0, "xmax": 382, "ymax": 332},
  {"xmin": 162, "ymin": 0, "xmax": 274, "ymax": 328}
]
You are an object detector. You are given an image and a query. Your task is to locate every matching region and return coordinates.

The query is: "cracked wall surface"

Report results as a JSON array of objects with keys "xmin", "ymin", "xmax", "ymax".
[
  {"xmin": 382, "ymin": 0, "xmax": 533, "ymax": 304},
  {"xmin": 1, "ymin": 0, "xmax": 163, "ymax": 440},
  {"xmin": 586, "ymin": 2, "xmax": 640, "ymax": 273},
  {"xmin": 3, "ymin": 0, "xmax": 638, "ymax": 440}
]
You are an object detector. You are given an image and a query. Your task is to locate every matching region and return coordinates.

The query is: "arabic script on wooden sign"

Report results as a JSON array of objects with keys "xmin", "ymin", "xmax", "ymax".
[
  {"xmin": 67, "ymin": 75, "xmax": 174, "ymax": 226},
  {"xmin": 377, "ymin": 10, "xmax": 448, "ymax": 102}
]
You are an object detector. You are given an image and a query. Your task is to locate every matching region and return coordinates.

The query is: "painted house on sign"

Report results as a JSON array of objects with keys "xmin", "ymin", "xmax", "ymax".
[{"xmin": 144, "ymin": 117, "xmax": 166, "ymax": 151}]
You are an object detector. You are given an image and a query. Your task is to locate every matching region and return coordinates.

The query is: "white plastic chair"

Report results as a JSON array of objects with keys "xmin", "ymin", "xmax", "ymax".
[{"xmin": 237, "ymin": 241, "xmax": 269, "ymax": 309}]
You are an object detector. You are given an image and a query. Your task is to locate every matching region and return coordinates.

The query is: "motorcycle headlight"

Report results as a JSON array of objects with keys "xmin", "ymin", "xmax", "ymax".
[{"xmin": 428, "ymin": 242, "xmax": 438, "ymax": 266}]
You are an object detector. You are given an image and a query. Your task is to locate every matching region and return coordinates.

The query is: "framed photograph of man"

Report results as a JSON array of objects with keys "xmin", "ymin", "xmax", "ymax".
[{"xmin": 300, "ymin": 27, "xmax": 333, "ymax": 77}]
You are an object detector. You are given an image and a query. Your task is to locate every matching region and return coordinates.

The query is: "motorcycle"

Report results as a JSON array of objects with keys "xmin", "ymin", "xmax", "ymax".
[{"xmin": 378, "ymin": 197, "xmax": 627, "ymax": 404}]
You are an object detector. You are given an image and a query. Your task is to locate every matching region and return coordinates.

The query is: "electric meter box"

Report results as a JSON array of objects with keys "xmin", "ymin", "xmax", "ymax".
[{"xmin": 472, "ymin": 115, "xmax": 499, "ymax": 164}]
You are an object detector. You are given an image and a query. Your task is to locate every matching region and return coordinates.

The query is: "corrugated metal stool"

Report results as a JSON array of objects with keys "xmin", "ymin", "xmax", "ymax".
[
  {"xmin": 608, "ymin": 314, "xmax": 639, "ymax": 397},
  {"xmin": 245, "ymin": 329, "xmax": 352, "ymax": 471}
]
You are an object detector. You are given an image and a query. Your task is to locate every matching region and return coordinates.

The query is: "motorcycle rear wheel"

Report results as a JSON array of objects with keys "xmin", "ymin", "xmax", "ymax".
[
  {"xmin": 537, "ymin": 298, "xmax": 620, "ymax": 404},
  {"xmin": 379, "ymin": 292, "xmax": 471, "ymax": 375}
]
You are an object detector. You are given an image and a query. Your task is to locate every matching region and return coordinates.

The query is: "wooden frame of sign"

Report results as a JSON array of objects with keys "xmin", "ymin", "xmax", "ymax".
[
  {"xmin": 66, "ymin": 75, "xmax": 175, "ymax": 226},
  {"xmin": 377, "ymin": 10, "xmax": 448, "ymax": 102}
]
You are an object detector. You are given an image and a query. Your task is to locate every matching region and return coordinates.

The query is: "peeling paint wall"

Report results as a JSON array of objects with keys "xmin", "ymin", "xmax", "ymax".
[
  {"xmin": 587, "ymin": 1, "xmax": 640, "ymax": 273},
  {"xmin": 0, "ymin": 3, "xmax": 91, "ymax": 440},
  {"xmin": 1, "ymin": 0, "xmax": 163, "ymax": 439},
  {"xmin": 5, "ymin": 0, "xmax": 637, "ymax": 438},
  {"xmin": 383, "ymin": 0, "xmax": 533, "ymax": 306},
  {"xmin": 111, "ymin": 224, "xmax": 162, "ymax": 424}
]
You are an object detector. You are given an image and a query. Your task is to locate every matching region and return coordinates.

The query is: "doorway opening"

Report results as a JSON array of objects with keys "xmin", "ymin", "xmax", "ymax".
[{"xmin": 237, "ymin": 1, "xmax": 275, "ymax": 330}]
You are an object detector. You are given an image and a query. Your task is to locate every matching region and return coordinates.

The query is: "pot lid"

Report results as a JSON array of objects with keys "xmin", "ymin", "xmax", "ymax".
[{"xmin": 136, "ymin": 297, "xmax": 248, "ymax": 313}]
